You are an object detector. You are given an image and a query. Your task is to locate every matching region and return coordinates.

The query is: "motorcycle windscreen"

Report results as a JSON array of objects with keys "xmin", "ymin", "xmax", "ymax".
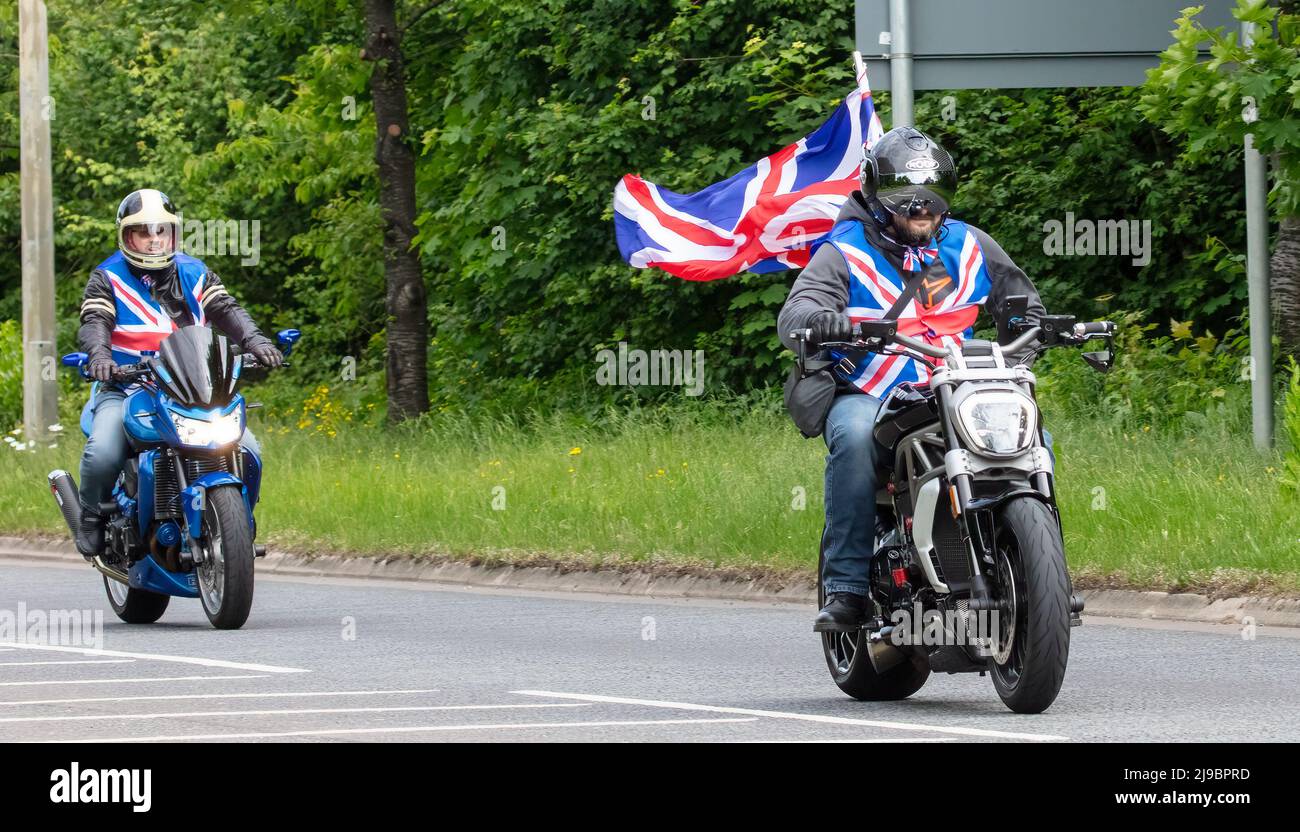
[{"xmin": 156, "ymin": 326, "xmax": 239, "ymax": 408}]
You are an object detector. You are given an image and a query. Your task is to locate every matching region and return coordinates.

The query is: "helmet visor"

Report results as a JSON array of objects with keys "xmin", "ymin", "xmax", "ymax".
[
  {"xmin": 876, "ymin": 169, "xmax": 957, "ymax": 217},
  {"xmin": 123, "ymin": 222, "xmax": 177, "ymax": 258}
]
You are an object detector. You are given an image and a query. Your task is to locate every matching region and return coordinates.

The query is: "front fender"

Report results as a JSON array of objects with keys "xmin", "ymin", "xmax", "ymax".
[
  {"xmin": 181, "ymin": 473, "xmax": 249, "ymax": 541},
  {"xmin": 966, "ymin": 488, "xmax": 1063, "ymax": 556},
  {"xmin": 965, "ymin": 487, "xmax": 1055, "ymax": 515}
]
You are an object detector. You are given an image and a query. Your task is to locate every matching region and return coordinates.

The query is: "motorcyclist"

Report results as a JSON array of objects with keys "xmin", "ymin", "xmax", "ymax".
[
  {"xmin": 74, "ymin": 189, "xmax": 283, "ymax": 559},
  {"xmin": 777, "ymin": 127, "xmax": 1051, "ymax": 632}
]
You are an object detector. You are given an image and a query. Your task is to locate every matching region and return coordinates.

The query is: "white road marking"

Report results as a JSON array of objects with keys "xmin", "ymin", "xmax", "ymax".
[
  {"xmin": 746, "ymin": 738, "xmax": 958, "ymax": 743},
  {"xmin": 0, "ymin": 688, "xmax": 442, "ymax": 707},
  {"xmin": 50, "ymin": 717, "xmax": 759, "ymax": 742},
  {"xmin": 0, "ymin": 660, "xmax": 135, "ymax": 667},
  {"xmin": 0, "ymin": 674, "xmax": 267, "ymax": 687},
  {"xmin": 0, "ymin": 703, "xmax": 589, "ymax": 724},
  {"xmin": 512, "ymin": 691, "xmax": 1069, "ymax": 742},
  {"xmin": 0, "ymin": 642, "xmax": 308, "ymax": 674}
]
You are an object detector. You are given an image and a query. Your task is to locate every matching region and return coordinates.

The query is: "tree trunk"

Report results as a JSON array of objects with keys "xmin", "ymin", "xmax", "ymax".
[
  {"xmin": 363, "ymin": 0, "xmax": 429, "ymax": 422},
  {"xmin": 1273, "ymin": 215, "xmax": 1300, "ymax": 357}
]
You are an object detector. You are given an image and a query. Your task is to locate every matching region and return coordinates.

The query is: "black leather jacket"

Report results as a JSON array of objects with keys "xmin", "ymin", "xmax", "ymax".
[{"xmin": 77, "ymin": 258, "xmax": 272, "ymax": 365}]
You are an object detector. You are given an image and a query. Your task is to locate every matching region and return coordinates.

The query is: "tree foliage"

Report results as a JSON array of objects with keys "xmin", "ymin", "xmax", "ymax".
[{"xmin": 0, "ymin": 0, "xmax": 1270, "ymax": 419}]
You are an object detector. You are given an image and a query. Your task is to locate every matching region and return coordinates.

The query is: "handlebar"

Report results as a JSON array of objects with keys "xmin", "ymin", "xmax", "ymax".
[
  {"xmin": 1002, "ymin": 326, "xmax": 1043, "ymax": 358},
  {"xmin": 889, "ymin": 331, "xmax": 950, "ymax": 359},
  {"xmin": 95, "ymin": 352, "xmax": 280, "ymax": 382},
  {"xmin": 109, "ymin": 362, "xmax": 152, "ymax": 382},
  {"xmin": 793, "ymin": 317, "xmax": 1115, "ymax": 366}
]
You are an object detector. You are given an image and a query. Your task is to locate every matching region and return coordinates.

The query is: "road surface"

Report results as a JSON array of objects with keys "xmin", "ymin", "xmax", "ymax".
[{"xmin": 2, "ymin": 557, "xmax": 1297, "ymax": 742}]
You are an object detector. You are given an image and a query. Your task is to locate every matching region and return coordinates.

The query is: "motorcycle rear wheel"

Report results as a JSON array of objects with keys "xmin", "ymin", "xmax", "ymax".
[
  {"xmin": 818, "ymin": 533, "xmax": 930, "ymax": 701},
  {"xmin": 104, "ymin": 575, "xmax": 170, "ymax": 624}
]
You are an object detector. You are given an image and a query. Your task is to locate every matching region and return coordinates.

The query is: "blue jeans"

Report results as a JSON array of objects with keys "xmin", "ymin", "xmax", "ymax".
[
  {"xmin": 79, "ymin": 387, "xmax": 261, "ymax": 505},
  {"xmin": 820, "ymin": 392, "xmax": 1054, "ymax": 597}
]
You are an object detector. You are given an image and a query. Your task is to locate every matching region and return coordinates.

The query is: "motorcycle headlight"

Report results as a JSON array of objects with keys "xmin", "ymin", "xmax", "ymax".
[
  {"xmin": 169, "ymin": 409, "xmax": 243, "ymax": 447},
  {"xmin": 955, "ymin": 390, "xmax": 1037, "ymax": 457}
]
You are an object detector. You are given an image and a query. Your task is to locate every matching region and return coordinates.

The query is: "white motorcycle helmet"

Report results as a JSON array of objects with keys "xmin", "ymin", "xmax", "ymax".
[{"xmin": 116, "ymin": 189, "xmax": 180, "ymax": 270}]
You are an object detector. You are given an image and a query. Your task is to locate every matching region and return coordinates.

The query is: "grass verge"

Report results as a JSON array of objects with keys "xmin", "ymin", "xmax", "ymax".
[{"xmin": 2, "ymin": 409, "xmax": 1297, "ymax": 596}]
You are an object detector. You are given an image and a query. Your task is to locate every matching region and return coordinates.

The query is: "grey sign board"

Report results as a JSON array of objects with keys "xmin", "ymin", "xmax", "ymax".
[{"xmin": 856, "ymin": 0, "xmax": 1239, "ymax": 89}]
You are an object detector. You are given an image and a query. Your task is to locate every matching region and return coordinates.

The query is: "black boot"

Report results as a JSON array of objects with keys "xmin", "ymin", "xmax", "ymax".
[
  {"xmin": 813, "ymin": 592, "xmax": 869, "ymax": 632},
  {"xmin": 75, "ymin": 499, "xmax": 105, "ymax": 561}
]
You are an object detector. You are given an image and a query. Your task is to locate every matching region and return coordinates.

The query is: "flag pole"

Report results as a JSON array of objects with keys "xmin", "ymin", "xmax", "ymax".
[{"xmin": 852, "ymin": 50, "xmax": 869, "ymax": 95}]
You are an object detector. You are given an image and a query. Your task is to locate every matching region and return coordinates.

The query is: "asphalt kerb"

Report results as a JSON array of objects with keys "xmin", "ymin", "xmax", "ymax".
[{"xmin": 3, "ymin": 535, "xmax": 1298, "ymax": 628}]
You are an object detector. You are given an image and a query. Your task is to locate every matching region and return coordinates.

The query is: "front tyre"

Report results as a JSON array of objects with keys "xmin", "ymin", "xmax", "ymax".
[
  {"xmin": 195, "ymin": 485, "xmax": 256, "ymax": 630},
  {"xmin": 990, "ymin": 496, "xmax": 1071, "ymax": 714},
  {"xmin": 103, "ymin": 576, "xmax": 170, "ymax": 624}
]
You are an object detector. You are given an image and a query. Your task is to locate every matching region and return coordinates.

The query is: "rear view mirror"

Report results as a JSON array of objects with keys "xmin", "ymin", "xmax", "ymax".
[
  {"xmin": 276, "ymin": 329, "xmax": 302, "ymax": 357},
  {"xmin": 1082, "ymin": 350, "xmax": 1112, "ymax": 374},
  {"xmin": 1001, "ymin": 295, "xmax": 1033, "ymax": 338}
]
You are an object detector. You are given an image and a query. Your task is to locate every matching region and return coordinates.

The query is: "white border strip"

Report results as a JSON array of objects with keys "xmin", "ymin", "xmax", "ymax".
[
  {"xmin": 0, "ymin": 688, "xmax": 441, "ymax": 707},
  {"xmin": 0, "ymin": 642, "xmax": 309, "ymax": 674},
  {"xmin": 50, "ymin": 717, "xmax": 759, "ymax": 743},
  {"xmin": 512, "ymin": 690, "xmax": 1068, "ymax": 741},
  {"xmin": 0, "ymin": 660, "xmax": 134, "ymax": 667},
  {"xmin": 0, "ymin": 674, "xmax": 267, "ymax": 688},
  {"xmin": 0, "ymin": 703, "xmax": 589, "ymax": 724}
]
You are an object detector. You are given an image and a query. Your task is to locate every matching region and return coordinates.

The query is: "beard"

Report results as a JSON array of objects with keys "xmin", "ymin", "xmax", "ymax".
[{"xmin": 888, "ymin": 210, "xmax": 941, "ymax": 247}]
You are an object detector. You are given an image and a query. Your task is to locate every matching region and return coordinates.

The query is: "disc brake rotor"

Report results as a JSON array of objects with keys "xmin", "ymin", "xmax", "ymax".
[{"xmin": 993, "ymin": 547, "xmax": 1018, "ymax": 665}]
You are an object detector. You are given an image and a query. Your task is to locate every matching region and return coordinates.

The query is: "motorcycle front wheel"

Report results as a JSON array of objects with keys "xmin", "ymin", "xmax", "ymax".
[
  {"xmin": 195, "ymin": 485, "xmax": 256, "ymax": 630},
  {"xmin": 989, "ymin": 496, "xmax": 1072, "ymax": 714}
]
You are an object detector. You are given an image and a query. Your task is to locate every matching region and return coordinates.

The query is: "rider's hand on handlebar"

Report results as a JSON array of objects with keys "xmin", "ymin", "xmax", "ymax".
[
  {"xmin": 809, "ymin": 310, "xmax": 853, "ymax": 346},
  {"xmin": 247, "ymin": 342, "xmax": 284, "ymax": 369},
  {"xmin": 89, "ymin": 357, "xmax": 115, "ymax": 383}
]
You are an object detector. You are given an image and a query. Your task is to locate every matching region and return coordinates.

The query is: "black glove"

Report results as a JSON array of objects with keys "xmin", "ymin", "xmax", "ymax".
[
  {"xmin": 247, "ymin": 341, "xmax": 284, "ymax": 368},
  {"xmin": 808, "ymin": 310, "xmax": 852, "ymax": 346},
  {"xmin": 88, "ymin": 357, "xmax": 115, "ymax": 383}
]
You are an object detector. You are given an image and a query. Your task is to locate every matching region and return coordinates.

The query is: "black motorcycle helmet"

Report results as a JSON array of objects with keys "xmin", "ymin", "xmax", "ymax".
[{"xmin": 860, "ymin": 127, "xmax": 958, "ymax": 233}]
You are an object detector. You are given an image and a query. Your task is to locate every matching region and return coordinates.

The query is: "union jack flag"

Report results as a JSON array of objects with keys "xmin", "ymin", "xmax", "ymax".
[
  {"xmin": 98, "ymin": 254, "xmax": 208, "ymax": 363},
  {"xmin": 902, "ymin": 244, "xmax": 939, "ymax": 272},
  {"xmin": 613, "ymin": 63, "xmax": 885, "ymax": 282}
]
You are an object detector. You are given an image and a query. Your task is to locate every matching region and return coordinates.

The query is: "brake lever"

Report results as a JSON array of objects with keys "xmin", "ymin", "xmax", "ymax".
[{"xmin": 878, "ymin": 347, "xmax": 941, "ymax": 371}]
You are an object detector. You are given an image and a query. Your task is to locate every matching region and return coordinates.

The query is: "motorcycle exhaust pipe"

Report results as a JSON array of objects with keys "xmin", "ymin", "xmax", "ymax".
[
  {"xmin": 48, "ymin": 470, "xmax": 82, "ymax": 538},
  {"xmin": 48, "ymin": 470, "xmax": 130, "ymax": 584},
  {"xmin": 865, "ymin": 625, "xmax": 906, "ymax": 673}
]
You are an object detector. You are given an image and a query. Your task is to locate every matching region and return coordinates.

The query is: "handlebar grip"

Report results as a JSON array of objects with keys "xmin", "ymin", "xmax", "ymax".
[
  {"xmin": 238, "ymin": 356, "xmax": 289, "ymax": 371},
  {"xmin": 111, "ymin": 364, "xmax": 142, "ymax": 379},
  {"xmin": 1074, "ymin": 321, "xmax": 1115, "ymax": 336}
]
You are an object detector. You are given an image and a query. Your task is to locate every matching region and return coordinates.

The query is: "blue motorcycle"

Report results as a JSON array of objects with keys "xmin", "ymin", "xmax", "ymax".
[{"xmin": 48, "ymin": 326, "xmax": 300, "ymax": 630}]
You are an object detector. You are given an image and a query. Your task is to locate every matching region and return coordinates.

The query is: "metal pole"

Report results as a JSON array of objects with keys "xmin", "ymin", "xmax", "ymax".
[
  {"xmin": 19, "ymin": 0, "xmax": 58, "ymax": 445},
  {"xmin": 1242, "ymin": 19, "xmax": 1273, "ymax": 450},
  {"xmin": 889, "ymin": 0, "xmax": 913, "ymax": 128}
]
